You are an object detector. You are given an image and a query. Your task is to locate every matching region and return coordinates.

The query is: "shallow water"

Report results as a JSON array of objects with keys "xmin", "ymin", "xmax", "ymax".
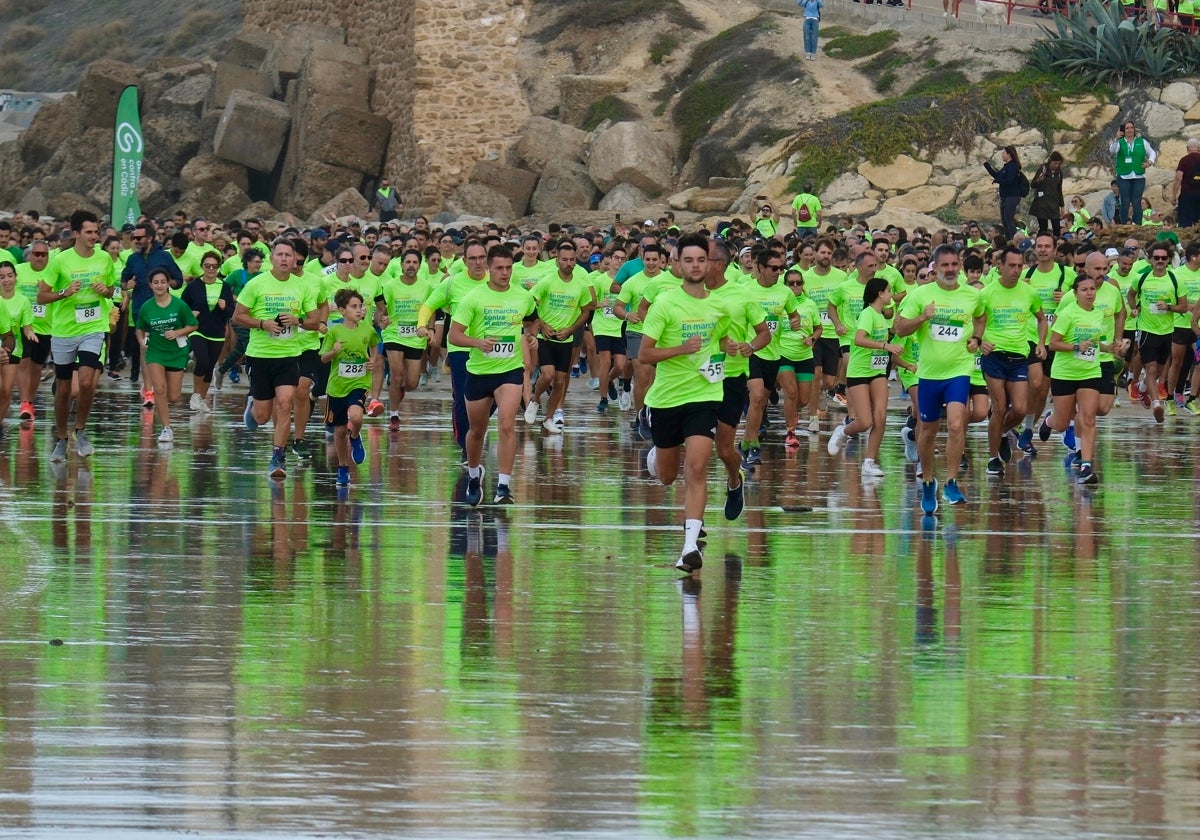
[{"xmin": 2, "ymin": 379, "xmax": 1199, "ymax": 838}]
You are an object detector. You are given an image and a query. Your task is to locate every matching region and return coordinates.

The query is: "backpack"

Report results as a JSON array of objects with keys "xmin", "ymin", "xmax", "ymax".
[
  {"xmin": 797, "ymin": 199, "xmax": 812, "ymax": 223},
  {"xmin": 1024, "ymin": 263, "xmax": 1068, "ymax": 290},
  {"xmin": 1133, "ymin": 266, "xmax": 1179, "ymax": 301},
  {"xmin": 1016, "ymin": 170, "xmax": 1031, "ymax": 198}
]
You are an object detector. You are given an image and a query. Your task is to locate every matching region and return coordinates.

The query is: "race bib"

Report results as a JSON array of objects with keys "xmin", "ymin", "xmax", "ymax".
[
  {"xmin": 931, "ymin": 321, "xmax": 964, "ymax": 342},
  {"xmin": 766, "ymin": 318, "xmax": 780, "ymax": 334},
  {"xmin": 1075, "ymin": 344, "xmax": 1097, "ymax": 361},
  {"xmin": 396, "ymin": 324, "xmax": 419, "ymax": 336},
  {"xmin": 870, "ymin": 353, "xmax": 889, "ymax": 371},
  {"xmin": 272, "ymin": 325, "xmax": 294, "ymax": 339},
  {"xmin": 819, "ymin": 310, "xmax": 833, "ymax": 326},
  {"xmin": 1045, "ymin": 312, "xmax": 1056, "ymax": 325},
  {"xmin": 31, "ymin": 303, "xmax": 45, "ymax": 318},
  {"xmin": 339, "ymin": 361, "xmax": 366, "ymax": 378},
  {"xmin": 603, "ymin": 305, "xmax": 616, "ymax": 318},
  {"xmin": 699, "ymin": 352, "xmax": 726, "ymax": 383},
  {"xmin": 74, "ymin": 304, "xmax": 101, "ymax": 324},
  {"xmin": 176, "ymin": 336, "xmax": 189, "ymax": 348},
  {"xmin": 486, "ymin": 337, "xmax": 516, "ymax": 359},
  {"xmin": 1150, "ymin": 302, "xmax": 1169, "ymax": 315}
]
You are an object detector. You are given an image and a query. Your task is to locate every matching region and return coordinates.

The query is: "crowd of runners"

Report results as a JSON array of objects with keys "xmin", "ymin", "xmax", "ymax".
[{"xmin": 0, "ymin": 203, "xmax": 1193, "ymax": 571}]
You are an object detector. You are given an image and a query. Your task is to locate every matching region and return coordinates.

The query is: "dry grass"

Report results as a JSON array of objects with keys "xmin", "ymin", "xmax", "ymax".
[
  {"xmin": 2, "ymin": 24, "xmax": 46, "ymax": 52},
  {"xmin": 165, "ymin": 9, "xmax": 225, "ymax": 54},
  {"xmin": 56, "ymin": 19, "xmax": 135, "ymax": 64},
  {"xmin": 0, "ymin": 55, "xmax": 25, "ymax": 87}
]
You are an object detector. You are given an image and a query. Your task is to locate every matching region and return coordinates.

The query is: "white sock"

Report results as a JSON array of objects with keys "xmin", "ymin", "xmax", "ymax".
[
  {"xmin": 683, "ymin": 519, "xmax": 702, "ymax": 553},
  {"xmin": 468, "ymin": 465, "xmax": 481, "ymax": 479},
  {"xmin": 498, "ymin": 473, "xmax": 511, "ymax": 487}
]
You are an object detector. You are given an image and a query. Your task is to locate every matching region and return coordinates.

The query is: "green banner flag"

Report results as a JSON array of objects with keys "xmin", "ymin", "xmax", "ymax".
[{"xmin": 111, "ymin": 85, "xmax": 143, "ymax": 228}]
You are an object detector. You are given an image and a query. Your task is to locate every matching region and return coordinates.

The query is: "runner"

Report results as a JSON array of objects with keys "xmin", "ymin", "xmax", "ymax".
[
  {"xmin": 526, "ymin": 239, "xmax": 596, "ymax": 433},
  {"xmin": 288, "ymin": 237, "xmax": 331, "ymax": 460},
  {"xmin": 181, "ymin": 250, "xmax": 235, "ymax": 413},
  {"xmin": 827, "ymin": 276, "xmax": 901, "ymax": 479},
  {"xmin": 319, "ymin": 288, "xmax": 375, "ymax": 487},
  {"xmin": 376, "ymin": 248, "xmax": 432, "ymax": 430},
  {"xmin": 135, "ymin": 268, "xmax": 199, "ymax": 443},
  {"xmin": 448, "ymin": 244, "xmax": 537, "ymax": 506},
  {"xmin": 1017, "ymin": 232, "xmax": 1075, "ymax": 455},
  {"xmin": 641, "ymin": 232, "xmax": 734, "ymax": 573},
  {"xmin": 0, "ymin": 261, "xmax": 30, "ymax": 430},
  {"xmin": 1166, "ymin": 242, "xmax": 1200, "ymax": 414},
  {"xmin": 613, "ymin": 242, "xmax": 668, "ymax": 439},
  {"xmin": 233, "ymin": 238, "xmax": 323, "ymax": 479},
  {"xmin": 978, "ymin": 246, "xmax": 1047, "ymax": 477},
  {"xmin": 37, "ymin": 210, "xmax": 117, "ymax": 461},
  {"xmin": 590, "ymin": 244, "xmax": 629, "ymax": 412},
  {"xmin": 800, "ymin": 237, "xmax": 848, "ymax": 433},
  {"xmin": 894, "ymin": 244, "xmax": 984, "ymax": 513},
  {"xmin": 14, "ymin": 239, "xmax": 52, "ymax": 421},
  {"xmin": 1128, "ymin": 240, "xmax": 1186, "ymax": 423},
  {"xmin": 777, "ymin": 268, "xmax": 822, "ymax": 446}
]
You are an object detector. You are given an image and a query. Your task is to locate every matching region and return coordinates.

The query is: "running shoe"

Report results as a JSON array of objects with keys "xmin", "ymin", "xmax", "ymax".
[
  {"xmin": 1129, "ymin": 381, "xmax": 1142, "ymax": 403},
  {"xmin": 724, "ymin": 470, "xmax": 745, "ymax": 520},
  {"xmin": 1063, "ymin": 422, "xmax": 1076, "ymax": 451},
  {"xmin": 808, "ymin": 415, "xmax": 820, "ymax": 434},
  {"xmin": 617, "ymin": 391, "xmax": 632, "ymax": 411},
  {"xmin": 105, "ymin": 370, "xmax": 120, "ymax": 381},
  {"xmin": 1000, "ymin": 429, "xmax": 1016, "ymax": 463},
  {"xmin": 189, "ymin": 392, "xmax": 204, "ymax": 412},
  {"xmin": 389, "ymin": 413, "xmax": 401, "ymax": 431},
  {"xmin": 74, "ymin": 429, "xmax": 94, "ymax": 458},
  {"xmin": 647, "ymin": 445, "xmax": 658, "ymax": 479},
  {"xmin": 741, "ymin": 444, "xmax": 762, "ymax": 466},
  {"xmin": 861, "ymin": 458, "xmax": 885, "ymax": 478},
  {"xmin": 336, "ymin": 466, "xmax": 350, "ymax": 486},
  {"xmin": 211, "ymin": 371, "xmax": 223, "ymax": 391},
  {"xmin": 827, "ymin": 422, "xmax": 847, "ymax": 455},
  {"xmin": 228, "ymin": 366, "xmax": 241, "ymax": 384},
  {"xmin": 1077, "ymin": 463, "xmax": 1098, "ymax": 485},
  {"xmin": 570, "ymin": 366, "xmax": 580, "ymax": 379},
  {"xmin": 524, "ymin": 399, "xmax": 539, "ymax": 424},
  {"xmin": 942, "ymin": 478, "xmax": 967, "ymax": 505},
  {"xmin": 1038, "ymin": 412, "xmax": 1052, "ymax": 442},
  {"xmin": 141, "ymin": 386, "xmax": 155, "ymax": 409},
  {"xmin": 243, "ymin": 396, "xmax": 259, "ymax": 431},
  {"xmin": 921, "ymin": 479, "xmax": 939, "ymax": 514},
  {"xmin": 269, "ymin": 450, "xmax": 286, "ymax": 480},
  {"xmin": 290, "ymin": 438, "xmax": 310, "ymax": 460},
  {"xmin": 350, "ymin": 434, "xmax": 365, "ymax": 464},
  {"xmin": 465, "ymin": 467, "xmax": 484, "ymax": 506},
  {"xmin": 432, "ymin": 365, "xmax": 443, "ymax": 382},
  {"xmin": 784, "ymin": 430, "xmax": 800, "ymax": 448},
  {"xmin": 50, "ymin": 437, "xmax": 68, "ymax": 462},
  {"xmin": 608, "ymin": 382, "xmax": 618, "ymax": 400},
  {"xmin": 419, "ymin": 373, "xmax": 427, "ymax": 387},
  {"xmin": 587, "ymin": 376, "xmax": 600, "ymax": 390},
  {"xmin": 902, "ymin": 426, "xmax": 919, "ymax": 463},
  {"xmin": 1159, "ymin": 382, "xmax": 1169, "ymax": 400},
  {"xmin": 1185, "ymin": 399, "xmax": 1200, "ymax": 417},
  {"xmin": 987, "ymin": 456, "xmax": 1004, "ymax": 477},
  {"xmin": 832, "ymin": 391, "xmax": 848, "ymax": 407},
  {"xmin": 1017, "ymin": 426, "xmax": 1034, "ymax": 453},
  {"xmin": 597, "ymin": 398, "xmax": 609, "ymax": 413},
  {"xmin": 675, "ymin": 548, "xmax": 703, "ymax": 574},
  {"xmin": 18, "ymin": 401, "xmax": 33, "ymax": 421},
  {"xmin": 1152, "ymin": 400, "xmax": 1165, "ymax": 423},
  {"xmin": 494, "ymin": 483, "xmax": 514, "ymax": 505},
  {"xmin": 158, "ymin": 427, "xmax": 174, "ymax": 444},
  {"xmin": 1142, "ymin": 388, "xmax": 1152, "ymax": 409},
  {"xmin": 543, "ymin": 417, "xmax": 562, "ymax": 434},
  {"xmin": 637, "ymin": 409, "xmax": 653, "ymax": 441},
  {"xmin": 366, "ymin": 399, "xmax": 384, "ymax": 418},
  {"xmin": 552, "ymin": 409, "xmax": 565, "ymax": 430}
]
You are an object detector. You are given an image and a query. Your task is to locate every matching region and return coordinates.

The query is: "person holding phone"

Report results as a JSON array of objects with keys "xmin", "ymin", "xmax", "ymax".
[{"xmin": 1109, "ymin": 120, "xmax": 1156, "ymax": 225}]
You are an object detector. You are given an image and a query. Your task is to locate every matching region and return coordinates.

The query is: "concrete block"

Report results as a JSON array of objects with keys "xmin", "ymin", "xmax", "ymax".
[
  {"xmin": 308, "ymin": 107, "xmax": 390, "ymax": 176},
  {"xmin": 213, "ymin": 90, "xmax": 291, "ymax": 173},
  {"xmin": 205, "ymin": 61, "xmax": 277, "ymax": 112},
  {"xmin": 76, "ymin": 60, "xmax": 140, "ymax": 129}
]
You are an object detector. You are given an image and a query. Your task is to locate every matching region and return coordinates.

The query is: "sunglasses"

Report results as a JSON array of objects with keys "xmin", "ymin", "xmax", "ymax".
[
  {"xmin": 785, "ymin": 280, "xmax": 804, "ymax": 287},
  {"xmin": 765, "ymin": 264, "xmax": 784, "ymax": 271},
  {"xmin": 1152, "ymin": 255, "xmax": 1169, "ymax": 260},
  {"xmin": 338, "ymin": 258, "xmax": 353, "ymax": 264},
  {"xmin": 917, "ymin": 272, "xmax": 930, "ymax": 279}
]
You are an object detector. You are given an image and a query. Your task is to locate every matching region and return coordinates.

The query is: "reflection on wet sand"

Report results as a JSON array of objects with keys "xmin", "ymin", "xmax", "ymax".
[{"xmin": 0, "ymin": 390, "xmax": 1199, "ymax": 836}]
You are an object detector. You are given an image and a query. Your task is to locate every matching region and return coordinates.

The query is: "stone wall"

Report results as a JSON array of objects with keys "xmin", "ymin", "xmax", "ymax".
[{"xmin": 244, "ymin": 0, "xmax": 529, "ymax": 212}]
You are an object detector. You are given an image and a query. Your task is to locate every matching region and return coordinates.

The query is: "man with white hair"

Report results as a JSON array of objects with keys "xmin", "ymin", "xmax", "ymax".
[{"xmin": 1168, "ymin": 138, "xmax": 1200, "ymax": 228}]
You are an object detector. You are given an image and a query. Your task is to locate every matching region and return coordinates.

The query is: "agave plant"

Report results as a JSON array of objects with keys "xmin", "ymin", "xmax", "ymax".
[{"xmin": 1028, "ymin": 0, "xmax": 1188, "ymax": 84}]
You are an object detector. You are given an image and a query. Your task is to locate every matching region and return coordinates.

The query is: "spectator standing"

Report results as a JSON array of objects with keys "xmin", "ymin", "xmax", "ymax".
[
  {"xmin": 1101, "ymin": 180, "xmax": 1119, "ymax": 225},
  {"xmin": 800, "ymin": 0, "xmax": 824, "ymax": 60},
  {"xmin": 981, "ymin": 145, "xmax": 1023, "ymax": 241},
  {"xmin": 372, "ymin": 177, "xmax": 402, "ymax": 223},
  {"xmin": 1030, "ymin": 151, "xmax": 1066, "ymax": 237},
  {"xmin": 1168, "ymin": 138, "xmax": 1200, "ymax": 228},
  {"xmin": 1109, "ymin": 120, "xmax": 1156, "ymax": 224}
]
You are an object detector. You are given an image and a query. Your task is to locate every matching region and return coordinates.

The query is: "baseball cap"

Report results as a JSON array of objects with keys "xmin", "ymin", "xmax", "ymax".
[{"xmin": 1104, "ymin": 247, "xmax": 1119, "ymax": 258}]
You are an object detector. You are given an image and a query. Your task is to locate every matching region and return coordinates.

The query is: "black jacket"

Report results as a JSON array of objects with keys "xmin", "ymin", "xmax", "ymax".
[{"xmin": 181, "ymin": 279, "xmax": 236, "ymax": 340}]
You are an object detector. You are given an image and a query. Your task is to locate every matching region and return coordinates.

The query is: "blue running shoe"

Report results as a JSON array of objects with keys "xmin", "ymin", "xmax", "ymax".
[
  {"xmin": 268, "ymin": 449, "xmax": 286, "ymax": 480},
  {"xmin": 1063, "ymin": 422, "xmax": 1076, "ymax": 452},
  {"xmin": 350, "ymin": 434, "xmax": 365, "ymax": 464},
  {"xmin": 228, "ymin": 366, "xmax": 241, "ymax": 384},
  {"xmin": 465, "ymin": 467, "xmax": 485, "ymax": 507},
  {"xmin": 336, "ymin": 466, "xmax": 350, "ymax": 486},
  {"xmin": 244, "ymin": 396, "xmax": 259, "ymax": 432},
  {"xmin": 942, "ymin": 478, "xmax": 967, "ymax": 505},
  {"xmin": 1017, "ymin": 426, "xmax": 1033, "ymax": 453},
  {"xmin": 921, "ymin": 479, "xmax": 939, "ymax": 514}
]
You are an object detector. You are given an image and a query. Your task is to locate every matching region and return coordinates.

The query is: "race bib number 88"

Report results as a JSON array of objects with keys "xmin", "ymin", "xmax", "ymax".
[{"xmin": 75, "ymin": 305, "xmax": 100, "ymax": 324}]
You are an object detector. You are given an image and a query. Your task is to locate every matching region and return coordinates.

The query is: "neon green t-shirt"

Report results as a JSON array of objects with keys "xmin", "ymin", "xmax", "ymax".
[
  {"xmin": 779, "ymin": 293, "xmax": 820, "ymax": 363},
  {"xmin": 238, "ymin": 271, "xmax": 319, "ymax": 359},
  {"xmin": 321, "ymin": 320, "xmax": 375, "ymax": 398},
  {"xmin": 980, "ymin": 280, "xmax": 1043, "ymax": 355},
  {"xmin": 16, "ymin": 262, "xmax": 52, "ymax": 334},
  {"xmin": 897, "ymin": 282, "xmax": 983, "ymax": 381},
  {"xmin": 1132, "ymin": 270, "xmax": 1179, "ymax": 335},
  {"xmin": 591, "ymin": 271, "xmax": 625, "ymax": 339},
  {"xmin": 1059, "ymin": 280, "xmax": 1125, "ymax": 364},
  {"xmin": 0, "ymin": 291, "xmax": 31, "ymax": 358},
  {"xmin": 707, "ymin": 280, "xmax": 766, "ymax": 379},
  {"xmin": 512, "ymin": 259, "xmax": 551, "ymax": 291},
  {"xmin": 531, "ymin": 268, "xmax": 594, "ymax": 342},
  {"xmin": 379, "ymin": 275, "xmax": 432, "ymax": 348},
  {"xmin": 745, "ymin": 281, "xmax": 799, "ymax": 362},
  {"xmin": 1050, "ymin": 303, "xmax": 1107, "ymax": 381},
  {"xmin": 452, "ymin": 282, "xmax": 536, "ymax": 376},
  {"xmin": 46, "ymin": 247, "xmax": 117, "ymax": 338},
  {"xmin": 800, "ymin": 266, "xmax": 847, "ymax": 332},
  {"xmin": 643, "ymin": 287, "xmax": 733, "ymax": 409},
  {"xmin": 1172, "ymin": 263, "xmax": 1200, "ymax": 329},
  {"xmin": 847, "ymin": 306, "xmax": 891, "ymax": 379},
  {"xmin": 828, "ymin": 275, "xmax": 868, "ymax": 348},
  {"xmin": 423, "ymin": 272, "xmax": 489, "ymax": 352}
]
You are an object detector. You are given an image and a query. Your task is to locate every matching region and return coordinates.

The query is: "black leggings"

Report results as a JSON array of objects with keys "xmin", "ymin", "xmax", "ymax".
[
  {"xmin": 190, "ymin": 336, "xmax": 222, "ymax": 382},
  {"xmin": 1036, "ymin": 216, "xmax": 1062, "ymax": 238}
]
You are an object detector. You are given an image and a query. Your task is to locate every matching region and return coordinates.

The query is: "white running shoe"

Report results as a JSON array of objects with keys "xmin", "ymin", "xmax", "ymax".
[
  {"xmin": 158, "ymin": 426, "xmax": 174, "ymax": 444},
  {"xmin": 808, "ymin": 415, "xmax": 820, "ymax": 434},
  {"xmin": 617, "ymin": 391, "xmax": 632, "ymax": 411},
  {"xmin": 827, "ymin": 423, "xmax": 846, "ymax": 456},
  {"xmin": 189, "ymin": 393, "xmax": 203, "ymax": 412},
  {"xmin": 543, "ymin": 417, "xmax": 563, "ymax": 434},
  {"xmin": 524, "ymin": 399, "xmax": 538, "ymax": 424},
  {"xmin": 861, "ymin": 458, "xmax": 885, "ymax": 478}
]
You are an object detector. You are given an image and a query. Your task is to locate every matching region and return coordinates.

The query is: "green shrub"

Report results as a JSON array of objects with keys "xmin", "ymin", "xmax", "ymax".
[
  {"xmin": 650, "ymin": 33, "xmax": 679, "ymax": 64},
  {"xmin": 0, "ymin": 55, "xmax": 26, "ymax": 88},
  {"xmin": 582, "ymin": 95, "xmax": 638, "ymax": 131},
  {"xmin": 860, "ymin": 52, "xmax": 911, "ymax": 94},
  {"xmin": 822, "ymin": 30, "xmax": 899, "ymax": 60}
]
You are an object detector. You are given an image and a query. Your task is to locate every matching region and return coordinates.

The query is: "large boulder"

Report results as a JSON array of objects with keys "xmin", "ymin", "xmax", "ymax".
[
  {"xmin": 76, "ymin": 60, "xmax": 140, "ymax": 129},
  {"xmin": 823, "ymin": 172, "xmax": 871, "ymax": 204},
  {"xmin": 205, "ymin": 61, "xmax": 278, "ymax": 112},
  {"xmin": 1057, "ymin": 96, "xmax": 1119, "ymax": 130},
  {"xmin": 308, "ymin": 187, "xmax": 370, "ymax": 226},
  {"xmin": 224, "ymin": 28, "xmax": 276, "ymax": 70},
  {"xmin": 512, "ymin": 117, "xmax": 588, "ymax": 171},
  {"xmin": 444, "ymin": 183, "xmax": 516, "ymax": 221},
  {"xmin": 46, "ymin": 191, "xmax": 102, "ymax": 218},
  {"xmin": 882, "ymin": 184, "xmax": 958, "ymax": 214},
  {"xmin": 470, "ymin": 161, "xmax": 537, "ymax": 217},
  {"xmin": 598, "ymin": 182, "xmax": 653, "ymax": 212},
  {"xmin": 678, "ymin": 138, "xmax": 741, "ymax": 188},
  {"xmin": 16, "ymin": 186, "xmax": 46, "ymax": 215},
  {"xmin": 1161, "ymin": 81, "xmax": 1198, "ymax": 112},
  {"xmin": 992, "ymin": 126, "xmax": 1045, "ymax": 146},
  {"xmin": 587, "ymin": 121, "xmax": 672, "ymax": 195},
  {"xmin": 1138, "ymin": 101, "xmax": 1185, "ymax": 138},
  {"xmin": 17, "ymin": 95, "xmax": 81, "ymax": 170},
  {"xmin": 531, "ymin": 159, "xmax": 599, "ymax": 214},
  {"xmin": 142, "ymin": 112, "xmax": 202, "ymax": 183},
  {"xmin": 559, "ymin": 74, "xmax": 628, "ymax": 127},
  {"xmin": 687, "ymin": 187, "xmax": 741, "ymax": 213},
  {"xmin": 235, "ymin": 200, "xmax": 284, "ymax": 223},
  {"xmin": 178, "ymin": 182, "xmax": 253, "ymax": 220},
  {"xmin": 158, "ymin": 76, "xmax": 210, "ymax": 120},
  {"xmin": 827, "ymin": 198, "xmax": 881, "ymax": 218},
  {"xmin": 180, "ymin": 154, "xmax": 249, "ymax": 194},
  {"xmin": 262, "ymin": 23, "xmax": 345, "ymax": 86},
  {"xmin": 858, "ymin": 154, "xmax": 931, "ymax": 191},
  {"xmin": 285, "ymin": 159, "xmax": 363, "ymax": 218},
  {"xmin": 307, "ymin": 107, "xmax": 390, "ymax": 176},
  {"xmin": 213, "ymin": 90, "xmax": 291, "ymax": 173},
  {"xmin": 141, "ymin": 61, "xmax": 211, "ymax": 112},
  {"xmin": 867, "ymin": 208, "xmax": 946, "ymax": 233}
]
